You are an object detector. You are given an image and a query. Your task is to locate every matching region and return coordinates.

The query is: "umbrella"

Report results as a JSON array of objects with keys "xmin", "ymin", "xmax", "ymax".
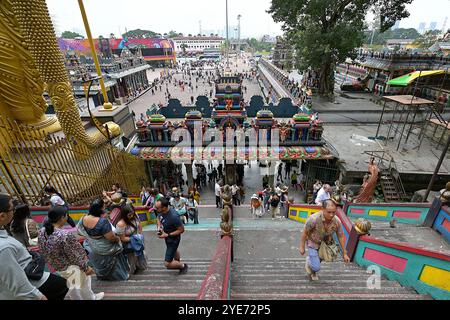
[{"xmin": 387, "ymin": 70, "xmax": 445, "ymax": 87}]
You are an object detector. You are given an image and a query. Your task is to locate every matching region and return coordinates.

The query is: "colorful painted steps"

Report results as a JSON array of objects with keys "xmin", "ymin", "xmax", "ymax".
[
  {"xmin": 91, "ymin": 259, "xmax": 211, "ymax": 300},
  {"xmin": 346, "ymin": 203, "xmax": 431, "ymax": 225},
  {"xmin": 230, "ymin": 259, "xmax": 431, "ymax": 300}
]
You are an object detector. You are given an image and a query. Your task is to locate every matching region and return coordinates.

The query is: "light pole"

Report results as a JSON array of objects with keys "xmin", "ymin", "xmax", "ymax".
[
  {"xmin": 237, "ymin": 14, "xmax": 242, "ymax": 58},
  {"xmin": 225, "ymin": 0, "xmax": 229, "ymax": 67},
  {"xmin": 78, "ymin": 0, "xmax": 113, "ymax": 110}
]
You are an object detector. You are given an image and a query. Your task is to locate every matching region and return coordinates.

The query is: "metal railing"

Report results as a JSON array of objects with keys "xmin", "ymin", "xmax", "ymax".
[
  {"xmin": 197, "ymin": 203, "xmax": 233, "ymax": 300},
  {"xmin": 0, "ymin": 116, "xmax": 148, "ymax": 205}
]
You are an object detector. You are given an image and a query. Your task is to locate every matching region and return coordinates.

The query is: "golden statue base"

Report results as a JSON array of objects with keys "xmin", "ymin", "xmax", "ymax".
[{"xmin": 98, "ymin": 105, "xmax": 119, "ymax": 112}]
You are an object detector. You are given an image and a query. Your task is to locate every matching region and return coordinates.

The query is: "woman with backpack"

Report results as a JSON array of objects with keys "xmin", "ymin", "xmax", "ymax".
[{"xmin": 39, "ymin": 206, "xmax": 104, "ymax": 300}]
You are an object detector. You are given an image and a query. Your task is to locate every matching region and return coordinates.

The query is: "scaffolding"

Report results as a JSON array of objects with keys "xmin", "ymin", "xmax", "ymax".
[{"xmin": 375, "ymin": 95, "xmax": 436, "ymax": 151}]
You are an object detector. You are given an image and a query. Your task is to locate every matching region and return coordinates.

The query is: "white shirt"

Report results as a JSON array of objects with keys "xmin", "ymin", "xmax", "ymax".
[
  {"xmin": 313, "ymin": 183, "xmax": 322, "ymax": 192},
  {"xmin": 170, "ymin": 197, "xmax": 187, "ymax": 210},
  {"xmin": 187, "ymin": 199, "xmax": 198, "ymax": 208},
  {"xmin": 50, "ymin": 194, "xmax": 65, "ymax": 206},
  {"xmin": 215, "ymin": 183, "xmax": 221, "ymax": 197},
  {"xmin": 275, "ymin": 186, "xmax": 282, "ymax": 196},
  {"xmin": 192, "ymin": 165, "xmax": 198, "ymax": 180},
  {"xmin": 315, "ymin": 188, "xmax": 331, "ymax": 205},
  {"xmin": 231, "ymin": 185, "xmax": 239, "ymax": 195}
]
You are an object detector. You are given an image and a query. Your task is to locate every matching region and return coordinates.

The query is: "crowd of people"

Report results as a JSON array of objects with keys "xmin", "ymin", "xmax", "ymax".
[
  {"xmin": 140, "ymin": 55, "xmax": 258, "ymax": 110},
  {"xmin": 0, "ymin": 180, "xmax": 203, "ymax": 300}
]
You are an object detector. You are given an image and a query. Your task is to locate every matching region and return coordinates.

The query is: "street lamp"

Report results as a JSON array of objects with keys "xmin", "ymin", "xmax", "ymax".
[
  {"xmin": 225, "ymin": 0, "xmax": 229, "ymax": 67},
  {"xmin": 237, "ymin": 14, "xmax": 242, "ymax": 57},
  {"xmin": 78, "ymin": 0, "xmax": 113, "ymax": 110}
]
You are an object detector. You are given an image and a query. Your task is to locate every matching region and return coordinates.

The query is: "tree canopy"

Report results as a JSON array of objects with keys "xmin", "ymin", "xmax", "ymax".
[
  {"xmin": 61, "ymin": 30, "xmax": 84, "ymax": 39},
  {"xmin": 122, "ymin": 29, "xmax": 158, "ymax": 39},
  {"xmin": 247, "ymin": 38, "xmax": 273, "ymax": 52},
  {"xmin": 268, "ymin": 0, "xmax": 413, "ymax": 96}
]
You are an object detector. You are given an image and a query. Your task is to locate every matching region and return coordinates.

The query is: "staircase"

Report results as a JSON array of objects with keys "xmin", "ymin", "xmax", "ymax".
[
  {"xmin": 231, "ymin": 258, "xmax": 431, "ymax": 300},
  {"xmin": 91, "ymin": 259, "xmax": 211, "ymax": 300},
  {"xmin": 380, "ymin": 170, "xmax": 401, "ymax": 202},
  {"xmin": 380, "ymin": 166, "xmax": 407, "ymax": 202}
]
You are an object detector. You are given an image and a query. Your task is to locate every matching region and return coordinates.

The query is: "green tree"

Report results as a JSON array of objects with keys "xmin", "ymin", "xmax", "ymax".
[
  {"xmin": 413, "ymin": 30, "xmax": 442, "ymax": 49},
  {"xmin": 61, "ymin": 30, "xmax": 84, "ymax": 39},
  {"xmin": 269, "ymin": 0, "xmax": 413, "ymax": 97},
  {"xmin": 247, "ymin": 38, "xmax": 273, "ymax": 52},
  {"xmin": 165, "ymin": 31, "xmax": 179, "ymax": 38},
  {"xmin": 122, "ymin": 29, "xmax": 157, "ymax": 39},
  {"xmin": 180, "ymin": 43, "xmax": 188, "ymax": 54}
]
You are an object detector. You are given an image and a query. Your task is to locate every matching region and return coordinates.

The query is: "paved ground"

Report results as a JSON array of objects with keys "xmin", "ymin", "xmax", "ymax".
[
  {"xmin": 128, "ymin": 54, "xmax": 262, "ymax": 117},
  {"xmin": 323, "ymin": 124, "xmax": 450, "ymax": 174}
]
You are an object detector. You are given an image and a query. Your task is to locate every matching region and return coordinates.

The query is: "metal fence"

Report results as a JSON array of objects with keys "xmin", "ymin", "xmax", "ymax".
[{"xmin": 0, "ymin": 116, "xmax": 148, "ymax": 205}]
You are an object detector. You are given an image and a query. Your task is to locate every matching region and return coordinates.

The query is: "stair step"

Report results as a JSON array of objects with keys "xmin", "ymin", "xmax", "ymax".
[
  {"xmin": 103, "ymin": 293, "xmax": 198, "ymax": 300},
  {"xmin": 231, "ymin": 274, "xmax": 398, "ymax": 281},
  {"xmin": 231, "ymin": 293, "xmax": 430, "ymax": 300},
  {"xmin": 230, "ymin": 286, "xmax": 415, "ymax": 293},
  {"xmin": 93, "ymin": 286, "xmax": 201, "ymax": 293},
  {"xmin": 94, "ymin": 276, "xmax": 207, "ymax": 285}
]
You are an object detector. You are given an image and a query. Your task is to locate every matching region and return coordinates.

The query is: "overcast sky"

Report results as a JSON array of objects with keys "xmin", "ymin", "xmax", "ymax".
[{"xmin": 47, "ymin": 0, "xmax": 450, "ymax": 39}]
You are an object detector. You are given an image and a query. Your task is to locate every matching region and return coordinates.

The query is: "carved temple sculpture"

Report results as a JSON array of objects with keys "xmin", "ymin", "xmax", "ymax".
[
  {"xmin": 0, "ymin": 0, "xmax": 120, "ymax": 148},
  {"xmin": 354, "ymin": 157, "xmax": 379, "ymax": 203}
]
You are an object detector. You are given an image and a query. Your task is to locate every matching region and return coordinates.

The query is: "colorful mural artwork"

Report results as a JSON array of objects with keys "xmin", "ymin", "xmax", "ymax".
[
  {"xmin": 57, "ymin": 37, "xmax": 176, "ymax": 61},
  {"xmin": 134, "ymin": 146, "xmax": 333, "ymax": 161},
  {"xmin": 354, "ymin": 236, "xmax": 450, "ymax": 300},
  {"xmin": 346, "ymin": 203, "xmax": 431, "ymax": 225}
]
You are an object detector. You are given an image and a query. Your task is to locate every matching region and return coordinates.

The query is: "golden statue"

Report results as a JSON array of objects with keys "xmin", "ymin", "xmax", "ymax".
[
  {"xmin": 0, "ymin": 0, "xmax": 119, "ymax": 148},
  {"xmin": 220, "ymin": 207, "xmax": 233, "ymax": 236}
]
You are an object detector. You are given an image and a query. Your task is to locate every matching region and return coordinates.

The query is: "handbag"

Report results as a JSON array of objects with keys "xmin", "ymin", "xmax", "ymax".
[
  {"xmin": 316, "ymin": 213, "xmax": 340, "ymax": 262},
  {"xmin": 318, "ymin": 240, "xmax": 340, "ymax": 262},
  {"xmin": 24, "ymin": 251, "xmax": 46, "ymax": 280},
  {"xmin": 25, "ymin": 219, "xmax": 39, "ymax": 247}
]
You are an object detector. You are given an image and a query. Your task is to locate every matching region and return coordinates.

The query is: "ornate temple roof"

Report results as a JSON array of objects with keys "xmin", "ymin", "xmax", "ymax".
[
  {"xmin": 131, "ymin": 146, "xmax": 334, "ymax": 161},
  {"xmin": 185, "ymin": 110, "xmax": 203, "ymax": 120},
  {"xmin": 256, "ymin": 109, "xmax": 274, "ymax": 119}
]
